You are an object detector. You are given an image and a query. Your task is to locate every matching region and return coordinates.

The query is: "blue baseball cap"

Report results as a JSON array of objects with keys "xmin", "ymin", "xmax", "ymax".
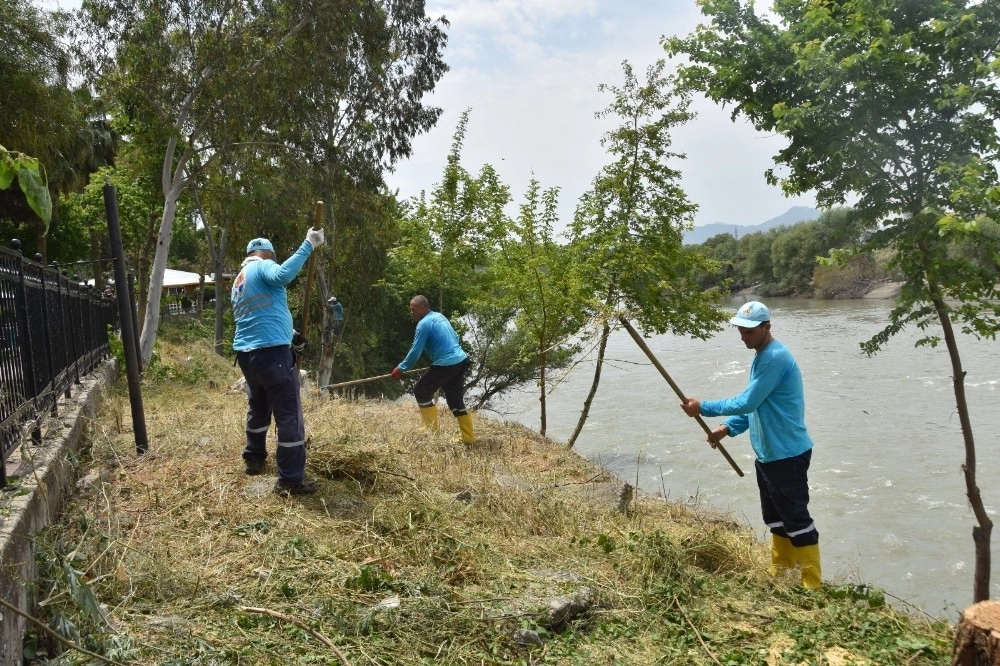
[
  {"xmin": 246, "ymin": 238, "xmax": 274, "ymax": 254},
  {"xmin": 730, "ymin": 301, "xmax": 770, "ymax": 327}
]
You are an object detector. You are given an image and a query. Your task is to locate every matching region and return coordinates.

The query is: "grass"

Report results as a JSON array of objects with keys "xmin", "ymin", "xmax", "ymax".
[{"xmin": 24, "ymin": 321, "xmax": 953, "ymax": 665}]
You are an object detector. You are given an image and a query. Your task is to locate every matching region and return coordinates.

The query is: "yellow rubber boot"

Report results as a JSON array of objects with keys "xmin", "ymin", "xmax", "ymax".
[
  {"xmin": 770, "ymin": 534, "xmax": 797, "ymax": 576},
  {"xmin": 797, "ymin": 544, "xmax": 822, "ymax": 589},
  {"xmin": 456, "ymin": 413, "xmax": 474, "ymax": 444},
  {"xmin": 419, "ymin": 405, "xmax": 439, "ymax": 433}
]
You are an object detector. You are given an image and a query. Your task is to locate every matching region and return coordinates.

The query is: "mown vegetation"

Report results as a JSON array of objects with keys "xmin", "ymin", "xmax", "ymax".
[
  {"xmin": 5, "ymin": 0, "xmax": 999, "ymax": 608},
  {"xmin": 24, "ymin": 322, "xmax": 954, "ymax": 665}
]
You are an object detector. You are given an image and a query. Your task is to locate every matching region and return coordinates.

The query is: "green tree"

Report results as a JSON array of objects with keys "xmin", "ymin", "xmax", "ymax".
[
  {"xmin": 733, "ymin": 228, "xmax": 779, "ymax": 293},
  {"xmin": 57, "ymin": 164, "xmax": 157, "ymax": 290},
  {"xmin": 770, "ymin": 221, "xmax": 826, "ymax": 293},
  {"xmin": 668, "ymin": 0, "xmax": 1000, "ymax": 602},
  {"xmin": 479, "ymin": 178, "xmax": 584, "ymax": 432},
  {"xmin": 74, "ymin": 0, "xmax": 448, "ymax": 364},
  {"xmin": 393, "ymin": 111, "xmax": 509, "ymax": 313},
  {"xmin": 693, "ymin": 232, "xmax": 739, "ymax": 290},
  {"xmin": 566, "ymin": 60, "xmax": 727, "ymax": 449}
]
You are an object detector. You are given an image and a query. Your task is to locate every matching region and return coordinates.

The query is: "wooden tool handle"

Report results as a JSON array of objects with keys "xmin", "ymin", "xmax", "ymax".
[{"xmin": 619, "ymin": 317, "xmax": 745, "ymax": 477}]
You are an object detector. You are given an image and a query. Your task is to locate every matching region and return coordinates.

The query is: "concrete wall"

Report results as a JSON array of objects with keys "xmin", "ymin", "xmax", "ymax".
[{"xmin": 0, "ymin": 360, "xmax": 116, "ymax": 666}]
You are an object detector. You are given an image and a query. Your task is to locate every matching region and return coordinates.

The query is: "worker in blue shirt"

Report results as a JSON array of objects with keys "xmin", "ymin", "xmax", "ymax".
[
  {"xmin": 392, "ymin": 294, "xmax": 474, "ymax": 444},
  {"xmin": 232, "ymin": 227, "xmax": 323, "ymax": 495},
  {"xmin": 327, "ymin": 296, "xmax": 345, "ymax": 339},
  {"xmin": 680, "ymin": 301, "xmax": 821, "ymax": 589}
]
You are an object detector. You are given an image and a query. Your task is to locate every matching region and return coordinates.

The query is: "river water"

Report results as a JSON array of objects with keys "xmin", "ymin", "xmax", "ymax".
[{"xmin": 495, "ymin": 297, "xmax": 999, "ymax": 618}]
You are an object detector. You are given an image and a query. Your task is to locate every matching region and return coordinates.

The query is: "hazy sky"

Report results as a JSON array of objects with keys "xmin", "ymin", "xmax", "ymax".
[
  {"xmin": 386, "ymin": 0, "xmax": 817, "ymax": 228},
  {"xmin": 39, "ymin": 0, "xmax": 817, "ymax": 228}
]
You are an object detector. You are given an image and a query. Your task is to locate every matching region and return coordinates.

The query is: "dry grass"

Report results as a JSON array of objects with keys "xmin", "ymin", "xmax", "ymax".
[{"xmin": 27, "ymin": 330, "xmax": 953, "ymax": 665}]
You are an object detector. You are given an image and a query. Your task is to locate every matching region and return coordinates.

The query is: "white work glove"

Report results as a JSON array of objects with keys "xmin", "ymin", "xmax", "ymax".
[{"xmin": 306, "ymin": 227, "xmax": 325, "ymax": 248}]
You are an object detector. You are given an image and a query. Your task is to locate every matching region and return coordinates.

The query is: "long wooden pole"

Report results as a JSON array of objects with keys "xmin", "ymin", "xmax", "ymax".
[
  {"xmin": 300, "ymin": 200, "xmax": 323, "ymax": 341},
  {"xmin": 323, "ymin": 368, "xmax": 425, "ymax": 391},
  {"xmin": 619, "ymin": 317, "xmax": 744, "ymax": 477}
]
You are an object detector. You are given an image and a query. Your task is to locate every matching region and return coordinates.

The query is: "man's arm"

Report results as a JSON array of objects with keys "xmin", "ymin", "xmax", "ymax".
[
  {"xmin": 700, "ymin": 358, "xmax": 785, "ymax": 417},
  {"xmin": 398, "ymin": 320, "xmax": 430, "ymax": 370}
]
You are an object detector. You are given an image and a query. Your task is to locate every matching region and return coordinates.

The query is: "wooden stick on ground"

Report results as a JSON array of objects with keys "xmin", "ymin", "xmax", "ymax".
[{"xmin": 241, "ymin": 606, "xmax": 354, "ymax": 666}]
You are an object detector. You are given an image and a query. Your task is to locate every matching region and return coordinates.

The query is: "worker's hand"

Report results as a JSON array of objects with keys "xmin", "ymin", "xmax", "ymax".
[
  {"xmin": 292, "ymin": 331, "xmax": 307, "ymax": 354},
  {"xmin": 707, "ymin": 424, "xmax": 728, "ymax": 449},
  {"xmin": 391, "ymin": 366, "xmax": 403, "ymax": 379},
  {"xmin": 680, "ymin": 397, "xmax": 701, "ymax": 417},
  {"xmin": 306, "ymin": 227, "xmax": 325, "ymax": 248}
]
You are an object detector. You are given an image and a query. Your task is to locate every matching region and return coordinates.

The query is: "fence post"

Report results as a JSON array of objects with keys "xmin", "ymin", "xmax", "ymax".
[
  {"xmin": 35, "ymin": 256, "xmax": 58, "ymax": 416},
  {"xmin": 64, "ymin": 269, "xmax": 82, "ymax": 386},
  {"xmin": 51, "ymin": 262, "xmax": 73, "ymax": 399},
  {"xmin": 11, "ymin": 240, "xmax": 41, "ymax": 448}
]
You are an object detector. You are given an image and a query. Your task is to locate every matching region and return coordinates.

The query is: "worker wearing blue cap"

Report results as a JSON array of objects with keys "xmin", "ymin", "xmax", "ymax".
[
  {"xmin": 232, "ymin": 227, "xmax": 324, "ymax": 495},
  {"xmin": 680, "ymin": 301, "xmax": 821, "ymax": 589}
]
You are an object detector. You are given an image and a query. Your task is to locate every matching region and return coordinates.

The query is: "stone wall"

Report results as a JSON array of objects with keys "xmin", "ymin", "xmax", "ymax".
[{"xmin": 0, "ymin": 360, "xmax": 116, "ymax": 666}]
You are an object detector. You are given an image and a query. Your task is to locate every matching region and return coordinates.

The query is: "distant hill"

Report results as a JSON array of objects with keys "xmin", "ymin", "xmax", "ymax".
[{"xmin": 683, "ymin": 205, "xmax": 820, "ymax": 245}]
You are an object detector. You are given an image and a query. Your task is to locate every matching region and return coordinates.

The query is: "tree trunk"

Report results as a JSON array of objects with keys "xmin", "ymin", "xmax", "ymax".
[
  {"xmin": 952, "ymin": 600, "xmax": 1000, "ymax": 666},
  {"xmin": 932, "ymin": 294, "xmax": 993, "ymax": 602},
  {"xmin": 538, "ymin": 345, "xmax": 547, "ymax": 437},
  {"xmin": 138, "ymin": 136, "xmax": 193, "ymax": 364},
  {"xmin": 197, "ymin": 267, "xmax": 206, "ymax": 315},
  {"xmin": 315, "ymin": 265, "xmax": 335, "ymax": 392},
  {"xmin": 566, "ymin": 319, "xmax": 610, "ymax": 449},
  {"xmin": 213, "ymin": 230, "xmax": 227, "ymax": 357}
]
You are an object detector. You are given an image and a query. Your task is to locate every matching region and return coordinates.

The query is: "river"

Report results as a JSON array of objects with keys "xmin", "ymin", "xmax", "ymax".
[{"xmin": 495, "ymin": 297, "xmax": 999, "ymax": 619}]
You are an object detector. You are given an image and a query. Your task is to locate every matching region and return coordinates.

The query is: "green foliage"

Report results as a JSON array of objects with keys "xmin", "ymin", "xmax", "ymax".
[
  {"xmin": 74, "ymin": 0, "xmax": 449, "ymax": 363},
  {"xmin": 0, "ymin": 146, "xmax": 52, "ymax": 225},
  {"xmin": 474, "ymin": 177, "xmax": 585, "ymax": 428},
  {"xmin": 391, "ymin": 110, "xmax": 510, "ymax": 313},
  {"xmin": 29, "ymin": 527, "xmax": 140, "ymax": 662},
  {"xmin": 570, "ymin": 60, "xmax": 727, "ymax": 339},
  {"xmin": 388, "ymin": 114, "xmax": 587, "ymax": 411},
  {"xmin": 669, "ymin": 0, "xmax": 1000, "ymax": 601}
]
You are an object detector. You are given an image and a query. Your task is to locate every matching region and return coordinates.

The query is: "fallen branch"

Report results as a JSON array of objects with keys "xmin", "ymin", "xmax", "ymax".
[
  {"xmin": 0, "ymin": 595, "xmax": 133, "ymax": 666},
  {"xmin": 240, "ymin": 606, "xmax": 353, "ymax": 666},
  {"xmin": 673, "ymin": 596, "xmax": 722, "ymax": 666}
]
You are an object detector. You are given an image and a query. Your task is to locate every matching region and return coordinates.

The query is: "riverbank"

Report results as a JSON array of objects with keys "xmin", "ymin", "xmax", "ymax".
[
  {"xmin": 735, "ymin": 280, "xmax": 904, "ymax": 300},
  {"xmin": 22, "ymin": 332, "xmax": 953, "ymax": 665}
]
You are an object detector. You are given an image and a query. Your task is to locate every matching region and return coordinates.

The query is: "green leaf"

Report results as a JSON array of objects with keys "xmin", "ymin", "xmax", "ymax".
[
  {"xmin": 0, "ymin": 157, "xmax": 14, "ymax": 190},
  {"xmin": 17, "ymin": 165, "xmax": 52, "ymax": 227}
]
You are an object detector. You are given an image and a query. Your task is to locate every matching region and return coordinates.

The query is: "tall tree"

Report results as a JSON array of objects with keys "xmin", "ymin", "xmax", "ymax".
[
  {"xmin": 74, "ymin": 0, "xmax": 448, "ymax": 364},
  {"xmin": 479, "ymin": 178, "xmax": 584, "ymax": 433},
  {"xmin": 566, "ymin": 60, "xmax": 727, "ymax": 449},
  {"xmin": 393, "ymin": 111, "xmax": 509, "ymax": 312},
  {"xmin": 668, "ymin": 0, "xmax": 1000, "ymax": 602}
]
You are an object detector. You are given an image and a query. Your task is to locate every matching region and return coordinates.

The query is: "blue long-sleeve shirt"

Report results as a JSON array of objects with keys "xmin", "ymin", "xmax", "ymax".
[
  {"xmin": 700, "ymin": 339, "xmax": 813, "ymax": 463},
  {"xmin": 231, "ymin": 241, "xmax": 313, "ymax": 351},
  {"xmin": 398, "ymin": 311, "xmax": 467, "ymax": 370}
]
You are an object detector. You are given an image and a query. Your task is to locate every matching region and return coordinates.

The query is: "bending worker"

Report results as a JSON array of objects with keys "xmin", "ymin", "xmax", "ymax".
[
  {"xmin": 392, "ymin": 295, "xmax": 474, "ymax": 444},
  {"xmin": 679, "ymin": 301, "xmax": 821, "ymax": 589},
  {"xmin": 232, "ymin": 227, "xmax": 324, "ymax": 495}
]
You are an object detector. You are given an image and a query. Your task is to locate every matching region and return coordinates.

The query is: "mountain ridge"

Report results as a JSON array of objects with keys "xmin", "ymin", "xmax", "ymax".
[{"xmin": 684, "ymin": 205, "xmax": 820, "ymax": 245}]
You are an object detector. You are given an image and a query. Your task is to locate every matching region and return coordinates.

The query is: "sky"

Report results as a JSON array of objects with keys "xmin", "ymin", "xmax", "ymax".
[
  {"xmin": 385, "ymin": 0, "xmax": 818, "ymax": 228},
  {"xmin": 37, "ymin": 0, "xmax": 817, "ymax": 228}
]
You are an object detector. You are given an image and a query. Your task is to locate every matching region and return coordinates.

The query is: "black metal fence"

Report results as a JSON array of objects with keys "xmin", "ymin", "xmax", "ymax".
[{"xmin": 0, "ymin": 240, "xmax": 117, "ymax": 487}]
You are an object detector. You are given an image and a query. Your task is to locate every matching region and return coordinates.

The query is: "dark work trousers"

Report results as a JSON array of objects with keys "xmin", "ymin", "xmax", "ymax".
[
  {"xmin": 413, "ymin": 359, "xmax": 469, "ymax": 416},
  {"xmin": 236, "ymin": 345, "xmax": 306, "ymax": 484},
  {"xmin": 755, "ymin": 449, "xmax": 818, "ymax": 547}
]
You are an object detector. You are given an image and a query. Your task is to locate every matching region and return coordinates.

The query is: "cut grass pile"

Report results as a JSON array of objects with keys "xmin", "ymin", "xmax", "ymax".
[{"xmin": 25, "ymin": 326, "xmax": 953, "ymax": 665}]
